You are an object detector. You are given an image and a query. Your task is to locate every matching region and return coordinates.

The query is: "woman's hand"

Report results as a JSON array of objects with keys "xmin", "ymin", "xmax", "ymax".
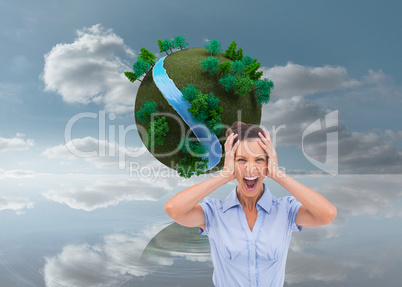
[
  {"xmin": 258, "ymin": 128, "xmax": 284, "ymax": 180},
  {"xmin": 220, "ymin": 133, "xmax": 240, "ymax": 181}
]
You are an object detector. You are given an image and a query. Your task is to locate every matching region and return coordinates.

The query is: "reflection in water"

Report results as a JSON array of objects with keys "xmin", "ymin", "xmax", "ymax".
[
  {"xmin": 1, "ymin": 175, "xmax": 402, "ymax": 286},
  {"xmin": 43, "ymin": 222, "xmax": 212, "ymax": 286},
  {"xmin": 140, "ymin": 222, "xmax": 211, "ymax": 265}
]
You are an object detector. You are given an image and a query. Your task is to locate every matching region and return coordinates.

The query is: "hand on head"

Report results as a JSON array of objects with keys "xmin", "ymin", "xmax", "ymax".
[
  {"xmin": 257, "ymin": 128, "xmax": 281, "ymax": 179},
  {"xmin": 221, "ymin": 133, "xmax": 240, "ymax": 181}
]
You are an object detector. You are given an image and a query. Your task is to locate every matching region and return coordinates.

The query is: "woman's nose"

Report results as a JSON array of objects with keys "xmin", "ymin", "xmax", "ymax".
[{"xmin": 245, "ymin": 162, "xmax": 257, "ymax": 171}]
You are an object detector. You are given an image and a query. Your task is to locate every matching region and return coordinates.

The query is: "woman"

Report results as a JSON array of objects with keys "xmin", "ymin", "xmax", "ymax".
[{"xmin": 164, "ymin": 122, "xmax": 337, "ymax": 287}]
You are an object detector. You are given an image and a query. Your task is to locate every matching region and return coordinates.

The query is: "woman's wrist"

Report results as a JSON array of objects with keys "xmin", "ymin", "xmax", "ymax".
[
  {"xmin": 218, "ymin": 170, "xmax": 235, "ymax": 183},
  {"xmin": 271, "ymin": 170, "xmax": 287, "ymax": 183}
]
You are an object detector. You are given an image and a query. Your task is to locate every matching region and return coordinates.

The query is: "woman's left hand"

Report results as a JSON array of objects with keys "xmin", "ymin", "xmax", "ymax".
[{"xmin": 258, "ymin": 129, "xmax": 283, "ymax": 180}]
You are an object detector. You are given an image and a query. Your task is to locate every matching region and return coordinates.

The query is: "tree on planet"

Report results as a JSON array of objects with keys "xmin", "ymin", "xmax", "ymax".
[
  {"xmin": 188, "ymin": 92, "xmax": 208, "ymax": 123},
  {"xmin": 217, "ymin": 61, "xmax": 232, "ymax": 75},
  {"xmin": 158, "ymin": 39, "xmax": 166, "ymax": 55},
  {"xmin": 173, "ymin": 36, "xmax": 189, "ymax": 50},
  {"xmin": 242, "ymin": 55, "xmax": 255, "ymax": 67},
  {"xmin": 162, "ymin": 39, "xmax": 174, "ymax": 54},
  {"xmin": 254, "ymin": 78, "xmax": 274, "ymax": 106},
  {"xmin": 136, "ymin": 101, "xmax": 169, "ymax": 149},
  {"xmin": 200, "ymin": 57, "xmax": 220, "ymax": 76},
  {"xmin": 181, "ymin": 83, "xmax": 200, "ymax": 103},
  {"xmin": 136, "ymin": 100, "xmax": 158, "ymax": 123},
  {"xmin": 124, "ymin": 71, "xmax": 137, "ymax": 83},
  {"xmin": 230, "ymin": 60, "xmax": 246, "ymax": 76},
  {"xmin": 234, "ymin": 76, "xmax": 254, "ymax": 96},
  {"xmin": 224, "ymin": 40, "xmax": 237, "ymax": 59},
  {"xmin": 219, "ymin": 74, "xmax": 236, "ymax": 92},
  {"xmin": 244, "ymin": 61, "xmax": 263, "ymax": 81},
  {"xmin": 159, "ymin": 36, "xmax": 189, "ymax": 55},
  {"xmin": 133, "ymin": 59, "xmax": 151, "ymax": 82},
  {"xmin": 124, "ymin": 47, "xmax": 156, "ymax": 83},
  {"xmin": 188, "ymin": 92, "xmax": 223, "ymax": 136},
  {"xmin": 177, "ymin": 136, "xmax": 209, "ymax": 178},
  {"xmin": 205, "ymin": 39, "xmax": 222, "ymax": 56},
  {"xmin": 181, "ymin": 85, "xmax": 223, "ymax": 136},
  {"xmin": 235, "ymin": 47, "xmax": 244, "ymax": 61},
  {"xmin": 138, "ymin": 47, "xmax": 157, "ymax": 66},
  {"xmin": 145, "ymin": 116, "xmax": 169, "ymax": 148}
]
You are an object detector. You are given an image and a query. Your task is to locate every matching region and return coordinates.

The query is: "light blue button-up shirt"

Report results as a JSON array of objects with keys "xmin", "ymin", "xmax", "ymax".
[{"xmin": 199, "ymin": 183, "xmax": 302, "ymax": 287}]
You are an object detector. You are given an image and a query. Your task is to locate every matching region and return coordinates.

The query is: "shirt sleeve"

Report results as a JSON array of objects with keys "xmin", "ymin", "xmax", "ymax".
[
  {"xmin": 286, "ymin": 196, "xmax": 303, "ymax": 232},
  {"xmin": 198, "ymin": 197, "xmax": 215, "ymax": 236}
]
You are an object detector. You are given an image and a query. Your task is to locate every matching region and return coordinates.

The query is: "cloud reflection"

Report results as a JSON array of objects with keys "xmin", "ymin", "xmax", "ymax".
[
  {"xmin": 290, "ymin": 175, "xmax": 402, "ymax": 251},
  {"xmin": 43, "ymin": 222, "xmax": 211, "ymax": 287},
  {"xmin": 0, "ymin": 196, "xmax": 34, "ymax": 215},
  {"xmin": 42, "ymin": 177, "xmax": 172, "ymax": 211}
]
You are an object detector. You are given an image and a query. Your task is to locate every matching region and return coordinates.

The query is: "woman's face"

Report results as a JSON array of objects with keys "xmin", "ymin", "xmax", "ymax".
[{"xmin": 234, "ymin": 139, "xmax": 268, "ymax": 201}]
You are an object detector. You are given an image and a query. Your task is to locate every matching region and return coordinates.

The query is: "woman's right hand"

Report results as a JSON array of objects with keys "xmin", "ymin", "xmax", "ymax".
[{"xmin": 220, "ymin": 133, "xmax": 240, "ymax": 181}]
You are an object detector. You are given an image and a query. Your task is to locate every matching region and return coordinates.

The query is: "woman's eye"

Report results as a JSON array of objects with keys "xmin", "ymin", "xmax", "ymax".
[{"xmin": 237, "ymin": 159, "xmax": 264, "ymax": 162}]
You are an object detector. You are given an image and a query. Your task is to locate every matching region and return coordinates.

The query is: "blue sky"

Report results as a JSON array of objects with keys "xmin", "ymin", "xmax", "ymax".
[{"xmin": 1, "ymin": 0, "xmax": 402, "ymax": 286}]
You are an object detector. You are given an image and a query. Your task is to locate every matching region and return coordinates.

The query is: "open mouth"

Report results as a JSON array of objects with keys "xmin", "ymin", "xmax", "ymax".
[{"xmin": 243, "ymin": 176, "xmax": 259, "ymax": 192}]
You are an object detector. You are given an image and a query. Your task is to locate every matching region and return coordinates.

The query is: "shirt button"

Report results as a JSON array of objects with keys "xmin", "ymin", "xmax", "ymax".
[{"xmin": 251, "ymin": 260, "xmax": 255, "ymax": 265}]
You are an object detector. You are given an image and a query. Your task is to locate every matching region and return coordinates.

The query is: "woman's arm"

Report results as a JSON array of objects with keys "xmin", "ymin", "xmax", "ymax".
[
  {"xmin": 275, "ymin": 173, "xmax": 337, "ymax": 227},
  {"xmin": 258, "ymin": 129, "xmax": 337, "ymax": 227},
  {"xmin": 164, "ymin": 133, "xmax": 240, "ymax": 228},
  {"xmin": 164, "ymin": 171, "xmax": 232, "ymax": 228}
]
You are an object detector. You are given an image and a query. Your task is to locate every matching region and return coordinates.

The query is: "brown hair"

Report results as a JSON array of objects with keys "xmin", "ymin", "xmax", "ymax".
[{"xmin": 225, "ymin": 121, "xmax": 264, "ymax": 148}]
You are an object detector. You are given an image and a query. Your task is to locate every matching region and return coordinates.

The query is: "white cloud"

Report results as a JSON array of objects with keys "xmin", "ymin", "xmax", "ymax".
[
  {"xmin": 0, "ymin": 133, "xmax": 34, "ymax": 151},
  {"xmin": 42, "ymin": 136, "xmax": 151, "ymax": 169},
  {"xmin": 0, "ymin": 196, "xmax": 34, "ymax": 215},
  {"xmin": 261, "ymin": 62, "xmax": 361, "ymax": 99},
  {"xmin": 42, "ymin": 176, "xmax": 172, "ymax": 211},
  {"xmin": 43, "ymin": 223, "xmax": 171, "ymax": 287},
  {"xmin": 43, "ymin": 221, "xmax": 213, "ymax": 286},
  {"xmin": 42, "ymin": 24, "xmax": 139, "ymax": 114},
  {"xmin": 363, "ymin": 69, "xmax": 386, "ymax": 83},
  {"xmin": 384, "ymin": 130, "xmax": 402, "ymax": 141},
  {"xmin": 0, "ymin": 168, "xmax": 37, "ymax": 179}
]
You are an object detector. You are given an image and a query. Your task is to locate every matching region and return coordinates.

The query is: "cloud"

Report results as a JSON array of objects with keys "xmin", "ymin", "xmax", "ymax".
[
  {"xmin": 42, "ymin": 136, "xmax": 151, "ymax": 169},
  {"xmin": 0, "ymin": 168, "xmax": 37, "ymax": 179},
  {"xmin": 43, "ymin": 223, "xmax": 171, "ymax": 287},
  {"xmin": 41, "ymin": 136, "xmax": 196, "ymax": 185},
  {"xmin": 261, "ymin": 62, "xmax": 361, "ymax": 99},
  {"xmin": 42, "ymin": 24, "xmax": 139, "ymax": 114},
  {"xmin": 43, "ymin": 221, "xmax": 214, "ymax": 287},
  {"xmin": 261, "ymin": 96, "xmax": 402, "ymax": 173},
  {"xmin": 0, "ymin": 196, "xmax": 34, "ymax": 215},
  {"xmin": 288, "ymin": 231, "xmax": 402, "ymax": 285},
  {"xmin": 384, "ymin": 130, "xmax": 402, "ymax": 141},
  {"xmin": 42, "ymin": 176, "xmax": 172, "ymax": 211},
  {"xmin": 290, "ymin": 174, "xmax": 401, "ymax": 252},
  {"xmin": 319, "ymin": 175, "xmax": 402, "ymax": 218},
  {"xmin": 0, "ymin": 133, "xmax": 34, "ymax": 151},
  {"xmin": 285, "ymin": 250, "xmax": 350, "ymax": 284}
]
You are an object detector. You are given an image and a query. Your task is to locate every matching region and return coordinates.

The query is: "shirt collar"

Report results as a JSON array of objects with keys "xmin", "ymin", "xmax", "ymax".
[{"xmin": 222, "ymin": 182, "xmax": 273, "ymax": 213}]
